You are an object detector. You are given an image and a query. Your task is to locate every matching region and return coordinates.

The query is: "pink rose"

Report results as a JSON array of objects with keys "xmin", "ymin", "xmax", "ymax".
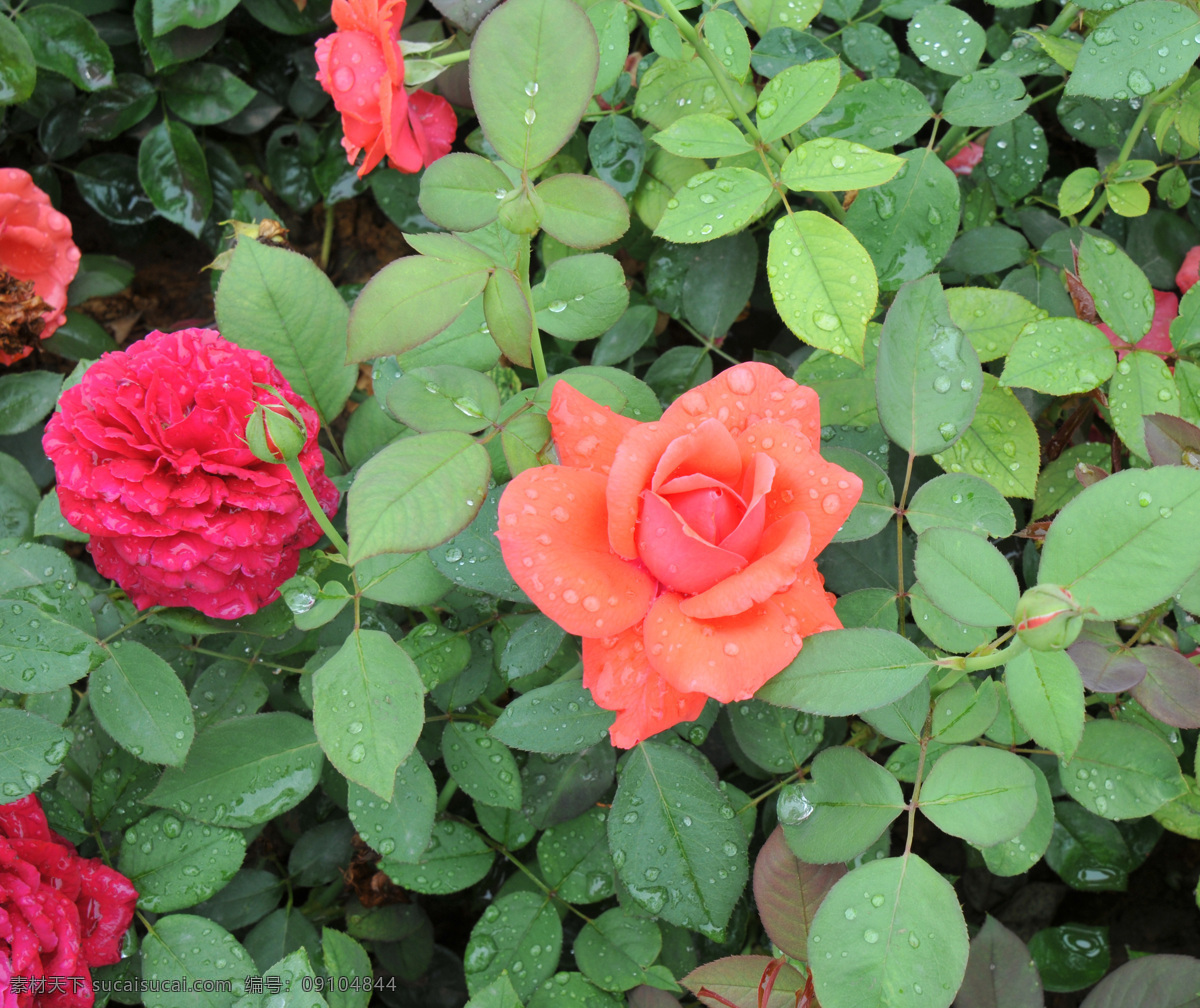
[
  {"xmin": 314, "ymin": 0, "xmax": 456, "ymax": 176},
  {"xmin": 944, "ymin": 141, "xmax": 984, "ymax": 177},
  {"xmin": 42, "ymin": 328, "xmax": 339, "ymax": 619},
  {"xmin": 0, "ymin": 795, "xmax": 137, "ymax": 1007},
  {"xmin": 0, "ymin": 169, "xmax": 80, "ymax": 365}
]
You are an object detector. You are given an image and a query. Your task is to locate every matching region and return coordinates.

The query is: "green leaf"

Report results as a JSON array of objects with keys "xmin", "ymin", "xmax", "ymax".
[
  {"xmin": 152, "ymin": 0, "xmax": 239, "ymax": 33},
  {"xmin": 312, "ymin": 629, "xmax": 424, "ymax": 800},
  {"xmin": 385, "ymin": 364, "xmax": 500, "ymax": 434},
  {"xmin": 429, "ymin": 485, "xmax": 527, "ymax": 600},
  {"xmin": 803, "ymin": 77, "xmax": 931, "ymax": 149},
  {"xmin": 653, "ymin": 167, "xmax": 773, "ymax": 243},
  {"xmin": 73, "ymin": 153, "xmax": 157, "ymax": 225},
  {"xmin": 0, "ymin": 372, "xmax": 62, "ymax": 436},
  {"xmin": 943, "ymin": 67, "xmax": 1030, "ymax": 127},
  {"xmin": 931, "ymin": 679, "xmax": 1001, "ymax": 742},
  {"xmin": 346, "ymin": 256, "xmax": 490, "ymax": 362},
  {"xmin": 1077, "ymin": 234, "xmax": 1154, "ymax": 342},
  {"xmin": 957, "ymin": 917, "xmax": 1044, "ymax": 1008},
  {"xmin": 141, "ymin": 914, "xmax": 252, "ymax": 1008},
  {"xmin": 943, "ymin": 226, "xmax": 1030, "ymax": 276},
  {"xmin": 587, "ymin": 114, "xmax": 646, "ymax": 197},
  {"xmin": 240, "ymin": 949, "xmax": 328, "ymax": 1008},
  {"xmin": 1000, "ymin": 317, "xmax": 1116, "ymax": 395},
  {"xmin": 822, "ymin": 447, "xmax": 892, "ymax": 543},
  {"xmin": 0, "ymin": 17, "xmax": 36, "ymax": 105},
  {"xmin": 652, "ymin": 114, "xmax": 753, "ymax": 159},
  {"xmin": 782, "ymin": 746, "xmax": 903, "ymax": 862},
  {"xmin": 0, "ymin": 709, "xmax": 69, "ymax": 800},
  {"xmin": 163, "ymin": 61, "xmax": 255, "ymax": 124},
  {"xmin": 348, "ymin": 754, "xmax": 435, "ymax": 862},
  {"xmin": 536, "ymin": 173, "xmax": 629, "ymax": 250},
  {"xmin": 981, "ymin": 762, "xmax": 1055, "ymax": 877},
  {"xmin": 491, "ymin": 680, "xmax": 614, "ymax": 754},
  {"xmin": 442, "ymin": 720, "xmax": 522, "ymax": 809},
  {"xmin": 574, "ymin": 906, "xmax": 660, "ymax": 992},
  {"xmin": 588, "ymin": 0, "xmax": 630, "ymax": 94},
  {"xmin": 464, "ymin": 891, "xmax": 563, "ymax": 999},
  {"xmin": 609, "ymin": 742, "xmax": 747, "ymax": 938},
  {"xmin": 91, "ymin": 640, "xmax": 194, "ymax": 766},
  {"xmin": 1059, "ymin": 167, "xmax": 1101, "ymax": 216},
  {"xmin": 532, "ymin": 253, "xmax": 629, "ymax": 340},
  {"xmin": 191, "ymin": 869, "xmax": 283, "ymax": 932},
  {"xmin": 846, "ymin": 149, "xmax": 960, "ymax": 290},
  {"xmin": 137, "ymin": 120, "xmax": 211, "ymax": 237},
  {"xmin": 757, "ymin": 628, "xmax": 936, "ymax": 715},
  {"xmin": 727, "ymin": 700, "xmax": 824, "ymax": 773},
  {"xmin": 946, "ymin": 286, "xmax": 1045, "ymax": 362},
  {"xmin": 1059, "ymin": 719, "xmax": 1186, "ymax": 819},
  {"xmin": 915, "ymin": 526, "xmax": 1018, "ymax": 626},
  {"xmin": 756, "ymin": 59, "xmax": 840, "ymax": 142},
  {"xmin": 321, "ymin": 929, "xmax": 372, "ymax": 1008},
  {"xmin": 932, "ymin": 375, "xmax": 1039, "ymax": 498},
  {"xmin": 809, "ymin": 855, "xmax": 968, "ymax": 1008},
  {"xmin": 470, "ymin": 0, "xmax": 598, "ymax": 171},
  {"xmin": 781, "ymin": 137, "xmax": 906, "ymax": 192},
  {"xmin": 483, "ymin": 269, "xmax": 535, "ymax": 368},
  {"xmin": 907, "ymin": 5, "xmax": 984, "ymax": 75},
  {"xmin": 735, "ymin": 0, "xmax": 820, "ymax": 35},
  {"xmin": 1046, "ymin": 802, "xmax": 1137, "ymax": 891},
  {"xmin": 1033, "ymin": 442, "xmax": 1110, "ymax": 519},
  {"xmin": 383, "ymin": 818, "xmax": 494, "ymax": 894},
  {"xmin": 417, "ymin": 153, "xmax": 507, "ymax": 231},
  {"xmin": 1067, "ymin": 1, "xmax": 1200, "ymax": 100},
  {"xmin": 17, "ymin": 4, "xmax": 113, "ymax": 91},
  {"xmin": 346, "ymin": 430, "xmax": 490, "ymax": 563},
  {"xmin": 634, "ymin": 57, "xmax": 756, "ymax": 129},
  {"xmin": 767, "ymin": 210, "xmax": 877, "ymax": 363},
  {"xmin": 919, "ymin": 747, "xmax": 1037, "ymax": 847},
  {"xmin": 119, "ymin": 810, "xmax": 245, "ymax": 913},
  {"xmin": 466, "ymin": 976, "xmax": 523, "ymax": 1008},
  {"xmin": 536, "ymin": 807, "xmax": 615, "ymax": 904},
  {"xmin": 1005, "ymin": 649, "xmax": 1086, "ymax": 760},
  {"xmin": 906, "ymin": 474, "xmax": 1016, "ymax": 538},
  {"xmin": 876, "ymin": 274, "xmax": 982, "ymax": 455},
  {"xmin": 214, "ymin": 239, "xmax": 356, "ymax": 425},
  {"xmin": 0, "ymin": 597, "xmax": 100, "ymax": 694},
  {"xmin": 1110, "ymin": 350, "xmax": 1179, "ymax": 460},
  {"xmin": 147, "ymin": 712, "xmax": 323, "ymax": 827},
  {"xmin": 1039, "ymin": 466, "xmax": 1200, "ymax": 619}
]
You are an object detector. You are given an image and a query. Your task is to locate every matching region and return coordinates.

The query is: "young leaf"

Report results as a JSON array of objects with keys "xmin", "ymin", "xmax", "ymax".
[
  {"xmin": 753, "ymin": 826, "xmax": 845, "ymax": 960},
  {"xmin": 1005, "ymin": 649, "xmax": 1086, "ymax": 760}
]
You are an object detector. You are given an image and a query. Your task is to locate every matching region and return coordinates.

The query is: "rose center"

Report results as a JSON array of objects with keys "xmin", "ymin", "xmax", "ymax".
[{"xmin": 665, "ymin": 485, "xmax": 743, "ymax": 545}]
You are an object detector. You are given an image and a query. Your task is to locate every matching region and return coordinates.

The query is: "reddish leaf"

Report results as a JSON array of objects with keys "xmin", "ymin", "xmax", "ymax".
[
  {"xmin": 1130, "ymin": 646, "xmax": 1200, "ymax": 728},
  {"xmin": 628, "ymin": 986, "xmax": 684, "ymax": 1008},
  {"xmin": 685, "ymin": 956, "xmax": 807, "ymax": 1008},
  {"xmin": 753, "ymin": 826, "xmax": 846, "ymax": 960},
  {"xmin": 1143, "ymin": 413, "xmax": 1200, "ymax": 469},
  {"xmin": 1079, "ymin": 953, "xmax": 1200, "ymax": 1008},
  {"xmin": 1067, "ymin": 639, "xmax": 1147, "ymax": 693},
  {"xmin": 955, "ymin": 915, "xmax": 1043, "ymax": 1008}
]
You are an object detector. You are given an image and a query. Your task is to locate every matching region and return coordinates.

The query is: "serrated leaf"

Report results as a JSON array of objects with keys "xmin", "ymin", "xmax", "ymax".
[
  {"xmin": 120, "ymin": 810, "xmax": 245, "ymax": 913},
  {"xmin": 653, "ymin": 167, "xmax": 773, "ymax": 243},
  {"xmin": 92, "ymin": 640, "xmax": 194, "ymax": 766},
  {"xmin": 1006, "ymin": 649, "xmax": 1086, "ymax": 760},
  {"xmin": 1059, "ymin": 719, "xmax": 1186, "ymax": 819},
  {"xmin": 932, "ymin": 375, "xmax": 1039, "ymax": 498},
  {"xmin": 1000, "ymin": 317, "xmax": 1116, "ymax": 394},
  {"xmin": 782, "ymin": 137, "xmax": 905, "ymax": 192},
  {"xmin": 919, "ymin": 747, "xmax": 1037, "ymax": 846},
  {"xmin": 756, "ymin": 58, "xmax": 840, "ymax": 142}
]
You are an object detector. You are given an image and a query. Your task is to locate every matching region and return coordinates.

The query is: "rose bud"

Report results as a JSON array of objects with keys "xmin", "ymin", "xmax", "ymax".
[
  {"xmin": 1014, "ymin": 584, "xmax": 1086, "ymax": 651},
  {"xmin": 246, "ymin": 397, "xmax": 309, "ymax": 463}
]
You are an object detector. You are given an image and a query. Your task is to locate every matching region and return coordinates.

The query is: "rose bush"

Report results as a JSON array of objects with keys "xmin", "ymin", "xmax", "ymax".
[
  {"xmin": 497, "ymin": 363, "xmax": 862, "ymax": 747},
  {"xmin": 0, "ymin": 169, "xmax": 79, "ymax": 366},
  {"xmin": 0, "ymin": 795, "xmax": 137, "ymax": 1008},
  {"xmin": 42, "ymin": 328, "xmax": 338, "ymax": 619},
  {"xmin": 314, "ymin": 0, "xmax": 457, "ymax": 176}
]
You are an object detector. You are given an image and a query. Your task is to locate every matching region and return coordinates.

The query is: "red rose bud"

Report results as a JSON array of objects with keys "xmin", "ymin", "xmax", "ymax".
[
  {"xmin": 1014, "ymin": 584, "xmax": 1085, "ymax": 651},
  {"xmin": 246, "ymin": 398, "xmax": 309, "ymax": 463}
]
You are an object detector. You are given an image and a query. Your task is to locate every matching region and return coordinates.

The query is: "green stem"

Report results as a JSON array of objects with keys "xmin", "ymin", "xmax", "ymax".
[
  {"xmin": 436, "ymin": 779, "xmax": 459, "ymax": 812},
  {"xmin": 937, "ymin": 637, "xmax": 1028, "ymax": 675},
  {"xmin": 1045, "ymin": 1, "xmax": 1079, "ymax": 36},
  {"xmin": 431, "ymin": 49, "xmax": 471, "ymax": 67},
  {"xmin": 516, "ymin": 234, "xmax": 548, "ymax": 384},
  {"xmin": 284, "ymin": 457, "xmax": 350, "ymax": 561},
  {"xmin": 320, "ymin": 204, "xmax": 335, "ymax": 271}
]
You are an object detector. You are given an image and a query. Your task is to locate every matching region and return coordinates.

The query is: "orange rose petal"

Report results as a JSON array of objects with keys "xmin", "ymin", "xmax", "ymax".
[
  {"xmin": 739, "ymin": 418, "xmax": 863, "ymax": 555},
  {"xmin": 772, "ymin": 561, "xmax": 842, "ymax": 638},
  {"xmin": 664, "ymin": 363, "xmax": 822, "ymax": 444},
  {"xmin": 718, "ymin": 452, "xmax": 775, "ymax": 558},
  {"xmin": 636, "ymin": 491, "xmax": 747, "ymax": 595},
  {"xmin": 583, "ymin": 631, "xmax": 708, "ymax": 748},
  {"xmin": 650, "ymin": 418, "xmax": 742, "ymax": 490},
  {"xmin": 643, "ymin": 592, "xmax": 802, "ymax": 702},
  {"xmin": 679, "ymin": 511, "xmax": 812, "ymax": 620},
  {"xmin": 497, "ymin": 466, "xmax": 655, "ymax": 637},
  {"xmin": 607, "ymin": 416, "xmax": 691, "ymax": 559},
  {"xmin": 547, "ymin": 380, "xmax": 639, "ymax": 476}
]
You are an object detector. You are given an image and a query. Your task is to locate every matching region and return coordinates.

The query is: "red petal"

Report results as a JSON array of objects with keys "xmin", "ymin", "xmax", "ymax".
[
  {"xmin": 1177, "ymin": 246, "xmax": 1200, "ymax": 294},
  {"xmin": 643, "ymin": 592, "xmax": 802, "ymax": 702},
  {"xmin": 582, "ymin": 630, "xmax": 707, "ymax": 748},
  {"xmin": 636, "ymin": 491, "xmax": 746, "ymax": 595},
  {"xmin": 548, "ymin": 380, "xmax": 638, "ymax": 476},
  {"xmin": 739, "ymin": 418, "xmax": 862, "ymax": 555},
  {"xmin": 497, "ymin": 466, "xmax": 655, "ymax": 637}
]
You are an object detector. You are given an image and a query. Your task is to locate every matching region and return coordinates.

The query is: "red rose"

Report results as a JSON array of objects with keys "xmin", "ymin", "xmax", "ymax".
[
  {"xmin": 42, "ymin": 328, "xmax": 339, "ymax": 619},
  {"xmin": 1177, "ymin": 245, "xmax": 1200, "ymax": 294},
  {"xmin": 497, "ymin": 363, "xmax": 862, "ymax": 748},
  {"xmin": 944, "ymin": 141, "xmax": 984, "ymax": 177},
  {"xmin": 0, "ymin": 169, "xmax": 80, "ymax": 365},
  {"xmin": 314, "ymin": 0, "xmax": 456, "ymax": 176},
  {"xmin": 0, "ymin": 795, "xmax": 137, "ymax": 1008},
  {"xmin": 1098, "ymin": 288, "xmax": 1176, "ymax": 361}
]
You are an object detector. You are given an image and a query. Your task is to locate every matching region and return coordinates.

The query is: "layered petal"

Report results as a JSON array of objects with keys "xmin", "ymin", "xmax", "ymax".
[
  {"xmin": 636, "ymin": 490, "xmax": 747, "ymax": 595},
  {"xmin": 663, "ymin": 362, "xmax": 822, "ymax": 444},
  {"xmin": 582, "ymin": 630, "xmax": 708, "ymax": 748},
  {"xmin": 643, "ymin": 591, "xmax": 803, "ymax": 702},
  {"xmin": 497, "ymin": 466, "xmax": 655, "ymax": 637},
  {"xmin": 547, "ymin": 379, "xmax": 638, "ymax": 475}
]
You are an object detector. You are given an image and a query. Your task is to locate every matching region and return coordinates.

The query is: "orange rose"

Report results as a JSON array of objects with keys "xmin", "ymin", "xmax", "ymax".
[{"xmin": 497, "ymin": 363, "xmax": 862, "ymax": 748}]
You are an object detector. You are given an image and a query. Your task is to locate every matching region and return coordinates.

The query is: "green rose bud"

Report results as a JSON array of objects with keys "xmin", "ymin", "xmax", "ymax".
[
  {"xmin": 245, "ymin": 400, "xmax": 307, "ymax": 463},
  {"xmin": 497, "ymin": 187, "xmax": 544, "ymax": 235},
  {"xmin": 1014, "ymin": 584, "xmax": 1085, "ymax": 651}
]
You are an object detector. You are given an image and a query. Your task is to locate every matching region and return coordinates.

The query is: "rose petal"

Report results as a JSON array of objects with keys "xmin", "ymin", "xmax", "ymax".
[
  {"xmin": 772, "ymin": 561, "xmax": 842, "ymax": 639},
  {"xmin": 651, "ymin": 417, "xmax": 743, "ymax": 491},
  {"xmin": 547, "ymin": 380, "xmax": 638, "ymax": 475},
  {"xmin": 636, "ymin": 491, "xmax": 747, "ymax": 595},
  {"xmin": 582, "ymin": 630, "xmax": 707, "ymax": 748},
  {"xmin": 497, "ymin": 466, "xmax": 655, "ymax": 637},
  {"xmin": 1178, "ymin": 245, "xmax": 1200, "ymax": 294},
  {"xmin": 718, "ymin": 451, "xmax": 774, "ymax": 558},
  {"xmin": 679, "ymin": 510, "xmax": 812, "ymax": 619},
  {"xmin": 738, "ymin": 418, "xmax": 861, "ymax": 555},
  {"xmin": 1098, "ymin": 289, "xmax": 1177, "ymax": 360},
  {"xmin": 643, "ymin": 591, "xmax": 803, "ymax": 702}
]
